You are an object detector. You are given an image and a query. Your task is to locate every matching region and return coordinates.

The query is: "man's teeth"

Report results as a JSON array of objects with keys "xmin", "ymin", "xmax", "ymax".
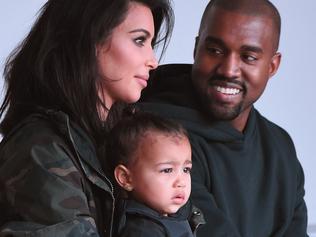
[{"xmin": 215, "ymin": 86, "xmax": 240, "ymax": 95}]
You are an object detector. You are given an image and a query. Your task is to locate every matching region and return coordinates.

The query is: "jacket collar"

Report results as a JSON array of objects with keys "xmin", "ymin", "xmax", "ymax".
[{"xmin": 37, "ymin": 108, "xmax": 114, "ymax": 193}]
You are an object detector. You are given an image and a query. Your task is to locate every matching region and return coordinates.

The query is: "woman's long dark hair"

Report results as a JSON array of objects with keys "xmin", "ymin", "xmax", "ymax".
[{"xmin": 0, "ymin": 0, "xmax": 174, "ymax": 144}]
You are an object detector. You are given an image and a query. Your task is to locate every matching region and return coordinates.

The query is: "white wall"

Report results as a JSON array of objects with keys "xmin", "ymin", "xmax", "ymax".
[{"xmin": 0, "ymin": 0, "xmax": 315, "ymax": 235}]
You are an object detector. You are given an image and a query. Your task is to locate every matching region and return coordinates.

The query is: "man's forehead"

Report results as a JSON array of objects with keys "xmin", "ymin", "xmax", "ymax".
[
  {"xmin": 200, "ymin": 3, "xmax": 280, "ymax": 52},
  {"xmin": 207, "ymin": 0, "xmax": 274, "ymax": 15}
]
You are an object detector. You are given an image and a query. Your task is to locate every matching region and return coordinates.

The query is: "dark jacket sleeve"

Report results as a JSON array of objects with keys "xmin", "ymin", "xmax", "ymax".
[
  {"xmin": 0, "ymin": 140, "xmax": 101, "ymax": 237},
  {"xmin": 283, "ymin": 163, "xmax": 309, "ymax": 237},
  {"xmin": 271, "ymin": 122, "xmax": 309, "ymax": 237},
  {"xmin": 189, "ymin": 137, "xmax": 240, "ymax": 237}
]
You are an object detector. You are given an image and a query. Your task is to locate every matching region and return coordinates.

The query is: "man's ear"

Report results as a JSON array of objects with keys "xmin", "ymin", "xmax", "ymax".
[
  {"xmin": 269, "ymin": 52, "xmax": 281, "ymax": 78},
  {"xmin": 193, "ymin": 36, "xmax": 199, "ymax": 59},
  {"xmin": 114, "ymin": 165, "xmax": 134, "ymax": 192}
]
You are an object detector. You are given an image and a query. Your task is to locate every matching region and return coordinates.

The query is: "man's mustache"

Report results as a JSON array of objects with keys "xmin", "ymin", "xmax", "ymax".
[{"xmin": 208, "ymin": 75, "xmax": 245, "ymax": 90}]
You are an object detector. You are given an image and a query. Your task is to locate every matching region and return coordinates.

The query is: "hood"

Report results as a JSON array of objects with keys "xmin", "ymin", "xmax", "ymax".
[
  {"xmin": 139, "ymin": 64, "xmax": 256, "ymax": 143},
  {"xmin": 124, "ymin": 199, "xmax": 192, "ymax": 221},
  {"xmin": 142, "ymin": 64, "xmax": 199, "ymax": 109}
]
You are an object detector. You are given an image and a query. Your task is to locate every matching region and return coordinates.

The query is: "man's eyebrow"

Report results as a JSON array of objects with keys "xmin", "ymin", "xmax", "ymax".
[
  {"xmin": 241, "ymin": 45, "xmax": 263, "ymax": 54},
  {"xmin": 205, "ymin": 36, "xmax": 225, "ymax": 46},
  {"xmin": 205, "ymin": 36, "xmax": 264, "ymax": 54},
  {"xmin": 129, "ymin": 29, "xmax": 151, "ymax": 37}
]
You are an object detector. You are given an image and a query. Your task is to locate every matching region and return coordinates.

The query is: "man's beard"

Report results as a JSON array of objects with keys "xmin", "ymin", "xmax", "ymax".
[{"xmin": 203, "ymin": 97, "xmax": 243, "ymax": 121}]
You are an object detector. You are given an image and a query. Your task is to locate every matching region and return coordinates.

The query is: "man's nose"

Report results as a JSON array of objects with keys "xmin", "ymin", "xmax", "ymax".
[{"xmin": 216, "ymin": 54, "xmax": 241, "ymax": 78}]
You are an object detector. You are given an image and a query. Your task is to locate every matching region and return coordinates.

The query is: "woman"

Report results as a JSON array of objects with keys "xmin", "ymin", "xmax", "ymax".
[{"xmin": 0, "ymin": 0, "xmax": 173, "ymax": 236}]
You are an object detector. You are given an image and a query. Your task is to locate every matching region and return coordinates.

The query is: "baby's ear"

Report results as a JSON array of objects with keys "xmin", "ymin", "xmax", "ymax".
[{"xmin": 114, "ymin": 165, "xmax": 134, "ymax": 192}]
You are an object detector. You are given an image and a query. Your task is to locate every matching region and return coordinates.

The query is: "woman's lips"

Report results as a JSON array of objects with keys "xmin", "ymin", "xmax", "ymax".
[{"xmin": 135, "ymin": 75, "xmax": 149, "ymax": 87}]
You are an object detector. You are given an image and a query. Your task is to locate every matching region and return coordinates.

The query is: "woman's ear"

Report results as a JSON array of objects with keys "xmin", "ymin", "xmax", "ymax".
[{"xmin": 114, "ymin": 164, "xmax": 134, "ymax": 192}]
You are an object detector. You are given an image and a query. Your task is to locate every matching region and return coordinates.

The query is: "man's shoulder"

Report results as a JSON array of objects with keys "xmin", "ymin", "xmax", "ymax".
[
  {"xmin": 143, "ymin": 64, "xmax": 192, "ymax": 94},
  {"xmin": 152, "ymin": 63, "xmax": 192, "ymax": 78},
  {"xmin": 253, "ymin": 109, "xmax": 296, "ymax": 151},
  {"xmin": 254, "ymin": 109, "xmax": 292, "ymax": 137},
  {"xmin": 141, "ymin": 64, "xmax": 200, "ymax": 109}
]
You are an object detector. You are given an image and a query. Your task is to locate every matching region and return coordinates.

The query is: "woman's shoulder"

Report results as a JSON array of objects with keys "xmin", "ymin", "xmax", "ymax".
[
  {"xmin": 1, "ymin": 112, "xmax": 65, "ymax": 150},
  {"xmin": 0, "ymin": 111, "xmax": 77, "ymax": 174}
]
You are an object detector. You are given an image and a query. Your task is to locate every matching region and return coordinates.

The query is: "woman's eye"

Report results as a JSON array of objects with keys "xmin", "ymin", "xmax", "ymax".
[
  {"xmin": 183, "ymin": 167, "xmax": 192, "ymax": 174},
  {"xmin": 134, "ymin": 36, "xmax": 146, "ymax": 46},
  {"xmin": 160, "ymin": 168, "xmax": 173, "ymax": 173}
]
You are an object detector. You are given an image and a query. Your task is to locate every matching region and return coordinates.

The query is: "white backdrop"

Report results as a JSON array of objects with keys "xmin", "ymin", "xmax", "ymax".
[{"xmin": 0, "ymin": 0, "xmax": 315, "ymax": 235}]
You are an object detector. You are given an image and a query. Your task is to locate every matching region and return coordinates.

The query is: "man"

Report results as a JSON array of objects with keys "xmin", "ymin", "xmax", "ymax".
[{"xmin": 139, "ymin": 0, "xmax": 309, "ymax": 236}]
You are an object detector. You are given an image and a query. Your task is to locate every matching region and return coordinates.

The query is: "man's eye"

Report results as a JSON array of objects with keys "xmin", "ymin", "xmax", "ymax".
[
  {"xmin": 160, "ymin": 168, "xmax": 173, "ymax": 173},
  {"xmin": 243, "ymin": 54, "xmax": 258, "ymax": 62},
  {"xmin": 206, "ymin": 47, "xmax": 223, "ymax": 55},
  {"xmin": 183, "ymin": 167, "xmax": 191, "ymax": 174}
]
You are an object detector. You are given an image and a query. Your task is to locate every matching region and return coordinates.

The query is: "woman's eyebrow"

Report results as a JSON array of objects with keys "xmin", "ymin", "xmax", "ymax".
[{"xmin": 129, "ymin": 29, "xmax": 151, "ymax": 37}]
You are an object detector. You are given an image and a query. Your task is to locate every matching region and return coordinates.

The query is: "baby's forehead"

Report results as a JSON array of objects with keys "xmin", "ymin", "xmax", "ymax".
[
  {"xmin": 141, "ymin": 130, "xmax": 188, "ymax": 144},
  {"xmin": 129, "ymin": 130, "xmax": 191, "ymax": 167}
]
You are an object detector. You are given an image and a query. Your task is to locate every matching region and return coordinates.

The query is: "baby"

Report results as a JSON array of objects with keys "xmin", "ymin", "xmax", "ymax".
[{"xmin": 106, "ymin": 111, "xmax": 204, "ymax": 237}]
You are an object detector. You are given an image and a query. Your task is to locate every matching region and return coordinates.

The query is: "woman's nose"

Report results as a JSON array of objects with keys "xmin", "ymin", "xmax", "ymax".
[{"xmin": 146, "ymin": 50, "xmax": 158, "ymax": 70}]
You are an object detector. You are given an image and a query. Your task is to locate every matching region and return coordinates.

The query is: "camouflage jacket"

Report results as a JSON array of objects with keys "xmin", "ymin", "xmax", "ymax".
[{"xmin": 0, "ymin": 109, "xmax": 115, "ymax": 237}]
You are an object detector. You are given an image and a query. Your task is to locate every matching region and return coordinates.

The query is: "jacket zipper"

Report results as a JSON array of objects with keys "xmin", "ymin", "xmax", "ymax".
[{"xmin": 65, "ymin": 116, "xmax": 115, "ymax": 237}]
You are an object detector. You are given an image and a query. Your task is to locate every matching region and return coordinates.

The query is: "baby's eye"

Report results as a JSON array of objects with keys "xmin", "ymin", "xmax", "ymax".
[
  {"xmin": 183, "ymin": 167, "xmax": 192, "ymax": 174},
  {"xmin": 160, "ymin": 168, "xmax": 173, "ymax": 173}
]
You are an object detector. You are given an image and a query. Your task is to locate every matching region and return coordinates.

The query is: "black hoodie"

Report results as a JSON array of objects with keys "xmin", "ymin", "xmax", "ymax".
[
  {"xmin": 139, "ymin": 64, "xmax": 308, "ymax": 237},
  {"xmin": 116, "ymin": 199, "xmax": 205, "ymax": 237}
]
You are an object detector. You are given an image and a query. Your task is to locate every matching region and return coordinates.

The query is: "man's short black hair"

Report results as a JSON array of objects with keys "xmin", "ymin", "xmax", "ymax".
[{"xmin": 199, "ymin": 0, "xmax": 281, "ymax": 51}]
